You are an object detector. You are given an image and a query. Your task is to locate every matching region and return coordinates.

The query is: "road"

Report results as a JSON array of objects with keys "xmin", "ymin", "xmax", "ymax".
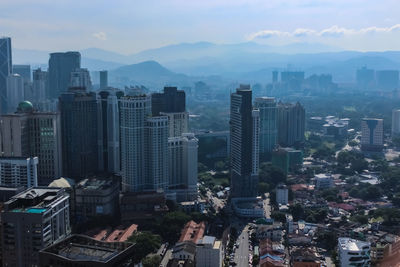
[
  {"xmin": 235, "ymin": 225, "xmax": 249, "ymax": 267},
  {"xmin": 160, "ymin": 249, "xmax": 172, "ymax": 267}
]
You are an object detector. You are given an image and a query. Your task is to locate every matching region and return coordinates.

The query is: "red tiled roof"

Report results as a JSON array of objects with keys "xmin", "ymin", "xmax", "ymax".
[{"xmin": 178, "ymin": 220, "xmax": 206, "ymax": 244}]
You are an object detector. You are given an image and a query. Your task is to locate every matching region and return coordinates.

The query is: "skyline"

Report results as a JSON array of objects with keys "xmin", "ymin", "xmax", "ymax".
[{"xmin": 1, "ymin": 0, "xmax": 400, "ymax": 54}]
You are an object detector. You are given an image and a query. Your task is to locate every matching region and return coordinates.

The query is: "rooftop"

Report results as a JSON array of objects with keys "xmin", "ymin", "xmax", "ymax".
[
  {"xmin": 338, "ymin": 237, "xmax": 370, "ymax": 251},
  {"xmin": 178, "ymin": 221, "xmax": 205, "ymax": 244},
  {"xmin": 40, "ymin": 234, "xmax": 135, "ymax": 264}
]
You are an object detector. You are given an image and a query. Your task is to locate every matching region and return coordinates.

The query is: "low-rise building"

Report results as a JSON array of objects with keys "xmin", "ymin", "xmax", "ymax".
[
  {"xmin": 276, "ymin": 183, "xmax": 289, "ymax": 205},
  {"xmin": 179, "ymin": 199, "xmax": 206, "ymax": 213},
  {"xmin": 120, "ymin": 191, "xmax": 168, "ymax": 224},
  {"xmin": 231, "ymin": 197, "xmax": 264, "ymax": 218},
  {"xmin": 290, "ymin": 247, "xmax": 321, "ymax": 267},
  {"xmin": 196, "ymin": 236, "xmax": 223, "ymax": 267},
  {"xmin": 338, "ymin": 237, "xmax": 371, "ymax": 267},
  {"xmin": 39, "ymin": 234, "xmax": 136, "ymax": 267},
  {"xmin": 74, "ymin": 175, "xmax": 120, "ymax": 222},
  {"xmin": 315, "ymin": 173, "xmax": 334, "ymax": 190}
]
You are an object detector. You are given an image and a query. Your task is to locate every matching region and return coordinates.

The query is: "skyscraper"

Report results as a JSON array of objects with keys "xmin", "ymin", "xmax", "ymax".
[
  {"xmin": 152, "ymin": 86, "xmax": 188, "ymax": 137},
  {"xmin": 356, "ymin": 67, "xmax": 374, "ymax": 90},
  {"xmin": 12, "ymin": 64, "xmax": 31, "ymax": 82},
  {"xmin": 120, "ymin": 94, "xmax": 169, "ymax": 192},
  {"xmin": 361, "ymin": 118, "xmax": 384, "ymax": 152},
  {"xmin": 6, "ymin": 74, "xmax": 25, "ymax": 113},
  {"xmin": 32, "ymin": 68, "xmax": 48, "ymax": 103},
  {"xmin": 70, "ymin": 68, "xmax": 92, "ymax": 91},
  {"xmin": 0, "ymin": 101, "xmax": 62, "ymax": 185},
  {"xmin": 48, "ymin": 51, "xmax": 81, "ymax": 99},
  {"xmin": 59, "ymin": 87, "xmax": 99, "ymax": 179},
  {"xmin": 230, "ymin": 85, "xmax": 259, "ymax": 198},
  {"xmin": 100, "ymin": 70, "xmax": 108, "ymax": 90},
  {"xmin": 254, "ymin": 97, "xmax": 278, "ymax": 158},
  {"xmin": 277, "ymin": 102, "xmax": 305, "ymax": 147},
  {"xmin": 0, "ymin": 37, "xmax": 12, "ymax": 114},
  {"xmin": 168, "ymin": 133, "xmax": 198, "ymax": 201},
  {"xmin": 392, "ymin": 109, "xmax": 400, "ymax": 137},
  {"xmin": 98, "ymin": 89, "xmax": 122, "ymax": 174}
]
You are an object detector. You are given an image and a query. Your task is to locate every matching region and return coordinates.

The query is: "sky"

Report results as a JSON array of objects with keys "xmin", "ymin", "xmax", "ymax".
[{"xmin": 1, "ymin": 0, "xmax": 400, "ymax": 54}]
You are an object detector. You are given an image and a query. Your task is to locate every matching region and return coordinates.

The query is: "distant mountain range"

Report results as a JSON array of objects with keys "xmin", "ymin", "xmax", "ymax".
[{"xmin": 12, "ymin": 42, "xmax": 400, "ymax": 84}]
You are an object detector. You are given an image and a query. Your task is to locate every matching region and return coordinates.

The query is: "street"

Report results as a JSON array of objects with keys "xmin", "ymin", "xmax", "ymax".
[{"xmin": 235, "ymin": 225, "xmax": 250, "ymax": 267}]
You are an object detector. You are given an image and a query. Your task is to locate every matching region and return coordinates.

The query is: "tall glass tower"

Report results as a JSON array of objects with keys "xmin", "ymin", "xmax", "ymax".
[{"xmin": 0, "ymin": 37, "xmax": 12, "ymax": 114}]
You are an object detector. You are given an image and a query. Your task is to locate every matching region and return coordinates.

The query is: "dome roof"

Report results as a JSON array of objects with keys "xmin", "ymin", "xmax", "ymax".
[{"xmin": 17, "ymin": 101, "xmax": 34, "ymax": 113}]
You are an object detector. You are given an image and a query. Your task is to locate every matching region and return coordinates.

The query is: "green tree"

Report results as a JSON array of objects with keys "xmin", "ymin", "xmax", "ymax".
[
  {"xmin": 143, "ymin": 255, "xmax": 162, "ymax": 267},
  {"xmin": 127, "ymin": 232, "xmax": 162, "ymax": 263}
]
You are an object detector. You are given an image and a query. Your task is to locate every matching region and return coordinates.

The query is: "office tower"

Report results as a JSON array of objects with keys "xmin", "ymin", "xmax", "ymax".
[
  {"xmin": 2, "ymin": 187, "xmax": 70, "ymax": 267},
  {"xmin": 6, "ymin": 74, "xmax": 24, "ymax": 113},
  {"xmin": 146, "ymin": 116, "xmax": 169, "ymax": 190},
  {"xmin": 281, "ymin": 71, "xmax": 305, "ymax": 82},
  {"xmin": 98, "ymin": 89, "xmax": 122, "ymax": 174},
  {"xmin": 0, "ymin": 37, "xmax": 12, "ymax": 114},
  {"xmin": 152, "ymin": 86, "xmax": 188, "ymax": 137},
  {"xmin": 161, "ymin": 112, "xmax": 189, "ymax": 137},
  {"xmin": 0, "ymin": 157, "xmax": 38, "ymax": 187},
  {"xmin": 254, "ymin": 97, "xmax": 278, "ymax": 157},
  {"xmin": 272, "ymin": 71, "xmax": 278, "ymax": 83},
  {"xmin": 392, "ymin": 109, "xmax": 400, "ymax": 137},
  {"xmin": 70, "ymin": 68, "xmax": 92, "ymax": 91},
  {"xmin": 59, "ymin": 87, "xmax": 99, "ymax": 179},
  {"xmin": 277, "ymin": 102, "xmax": 305, "ymax": 147},
  {"xmin": 120, "ymin": 94, "xmax": 169, "ymax": 192},
  {"xmin": 168, "ymin": 133, "xmax": 198, "ymax": 201},
  {"xmin": 12, "ymin": 64, "xmax": 31, "ymax": 81},
  {"xmin": 32, "ymin": 68, "xmax": 47, "ymax": 103},
  {"xmin": 100, "ymin": 70, "xmax": 108, "ymax": 89},
  {"xmin": 0, "ymin": 101, "xmax": 62, "ymax": 185},
  {"xmin": 48, "ymin": 51, "xmax": 81, "ymax": 99},
  {"xmin": 338, "ymin": 238, "xmax": 371, "ymax": 267},
  {"xmin": 376, "ymin": 70, "xmax": 399, "ymax": 90},
  {"xmin": 120, "ymin": 95, "xmax": 151, "ymax": 192},
  {"xmin": 152, "ymin": 86, "xmax": 186, "ymax": 115},
  {"xmin": 230, "ymin": 85, "xmax": 259, "ymax": 198},
  {"xmin": 361, "ymin": 118, "xmax": 384, "ymax": 152},
  {"xmin": 356, "ymin": 67, "xmax": 375, "ymax": 90}
]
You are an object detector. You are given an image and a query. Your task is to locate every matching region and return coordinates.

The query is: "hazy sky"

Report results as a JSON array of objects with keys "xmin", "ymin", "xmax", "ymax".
[{"xmin": 1, "ymin": 0, "xmax": 400, "ymax": 54}]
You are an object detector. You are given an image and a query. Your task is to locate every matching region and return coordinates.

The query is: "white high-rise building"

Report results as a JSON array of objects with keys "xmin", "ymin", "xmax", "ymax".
[
  {"xmin": 0, "ymin": 157, "xmax": 38, "ymax": 187},
  {"xmin": 361, "ymin": 118, "xmax": 384, "ymax": 152},
  {"xmin": 392, "ymin": 109, "xmax": 400, "ymax": 137},
  {"xmin": 6, "ymin": 74, "xmax": 24, "ymax": 113},
  {"xmin": 120, "ymin": 95, "xmax": 151, "ymax": 192},
  {"xmin": 120, "ymin": 95, "xmax": 169, "ymax": 192},
  {"xmin": 70, "ymin": 68, "xmax": 92, "ymax": 91},
  {"xmin": 168, "ymin": 133, "xmax": 198, "ymax": 201},
  {"xmin": 160, "ymin": 111, "xmax": 189, "ymax": 137},
  {"xmin": 338, "ymin": 238, "xmax": 371, "ymax": 267},
  {"xmin": 146, "ymin": 116, "xmax": 169, "ymax": 191}
]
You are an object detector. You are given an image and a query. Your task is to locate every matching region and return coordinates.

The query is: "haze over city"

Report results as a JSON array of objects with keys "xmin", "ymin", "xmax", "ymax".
[{"xmin": 1, "ymin": 1, "xmax": 400, "ymax": 267}]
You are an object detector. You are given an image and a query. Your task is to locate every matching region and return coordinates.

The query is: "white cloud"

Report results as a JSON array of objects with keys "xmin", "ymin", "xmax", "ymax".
[
  {"xmin": 92, "ymin": 31, "xmax": 107, "ymax": 41},
  {"xmin": 248, "ymin": 24, "xmax": 400, "ymax": 40}
]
